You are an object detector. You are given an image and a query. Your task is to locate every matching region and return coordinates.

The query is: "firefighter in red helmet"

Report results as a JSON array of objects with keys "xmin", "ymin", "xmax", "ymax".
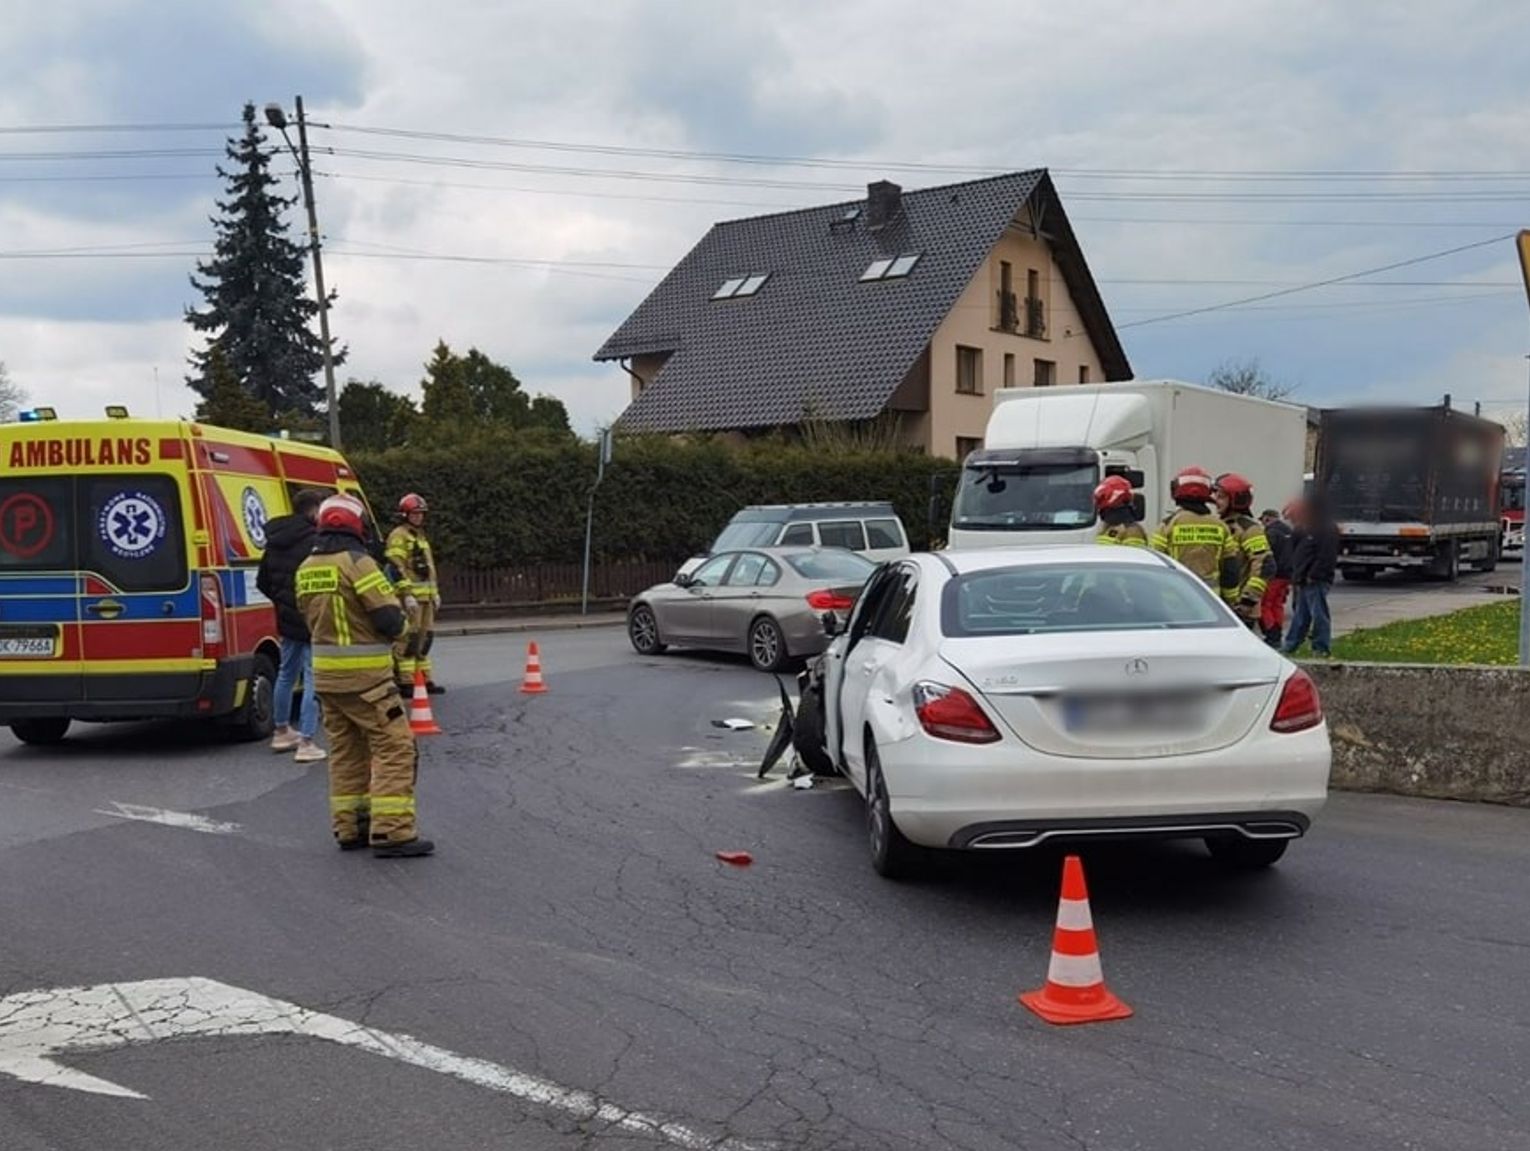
[
  {"xmin": 296, "ymin": 494, "xmax": 433, "ymax": 858},
  {"xmin": 1150, "ymin": 467, "xmax": 1241, "ymax": 598},
  {"xmin": 1093, "ymin": 475, "xmax": 1148, "ymax": 547},
  {"xmin": 1214, "ymin": 472, "xmax": 1276, "ymax": 627},
  {"xmin": 386, "ymin": 493, "xmax": 443, "ymax": 694}
]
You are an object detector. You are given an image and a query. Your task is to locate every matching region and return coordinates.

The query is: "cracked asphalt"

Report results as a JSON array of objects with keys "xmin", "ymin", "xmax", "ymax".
[{"xmin": 2, "ymin": 630, "xmax": 1529, "ymax": 1150}]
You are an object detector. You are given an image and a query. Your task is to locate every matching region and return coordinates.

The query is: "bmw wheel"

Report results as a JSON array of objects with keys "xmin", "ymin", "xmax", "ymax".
[
  {"xmin": 866, "ymin": 741, "xmax": 926, "ymax": 880},
  {"xmin": 748, "ymin": 616, "xmax": 790, "ymax": 673},
  {"xmin": 628, "ymin": 603, "xmax": 666, "ymax": 655}
]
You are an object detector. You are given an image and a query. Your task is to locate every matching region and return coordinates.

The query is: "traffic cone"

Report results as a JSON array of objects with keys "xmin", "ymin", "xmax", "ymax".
[
  {"xmin": 408, "ymin": 669, "xmax": 443, "ymax": 736},
  {"xmin": 1019, "ymin": 855, "xmax": 1133, "ymax": 1025},
  {"xmin": 520, "ymin": 642, "xmax": 547, "ymax": 695}
]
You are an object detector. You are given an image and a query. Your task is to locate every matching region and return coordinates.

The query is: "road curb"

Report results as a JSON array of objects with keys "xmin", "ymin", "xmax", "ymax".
[{"xmin": 433, "ymin": 617, "xmax": 626, "ymax": 639}]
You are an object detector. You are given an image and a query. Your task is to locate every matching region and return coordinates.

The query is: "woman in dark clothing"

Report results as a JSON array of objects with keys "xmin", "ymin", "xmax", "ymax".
[
  {"xmin": 256, "ymin": 488, "xmax": 328, "ymax": 760},
  {"xmin": 1282, "ymin": 498, "xmax": 1340, "ymax": 657}
]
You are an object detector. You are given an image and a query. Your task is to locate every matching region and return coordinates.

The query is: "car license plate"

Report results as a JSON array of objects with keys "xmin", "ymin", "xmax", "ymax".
[
  {"xmin": 0, "ymin": 627, "xmax": 57, "ymax": 659},
  {"xmin": 1062, "ymin": 694, "xmax": 1202, "ymax": 735}
]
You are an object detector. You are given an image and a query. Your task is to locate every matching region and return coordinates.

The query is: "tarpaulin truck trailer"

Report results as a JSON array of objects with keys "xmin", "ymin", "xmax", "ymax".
[
  {"xmin": 1317, "ymin": 403, "xmax": 1503, "ymax": 582},
  {"xmin": 945, "ymin": 380, "xmax": 1308, "ymax": 549}
]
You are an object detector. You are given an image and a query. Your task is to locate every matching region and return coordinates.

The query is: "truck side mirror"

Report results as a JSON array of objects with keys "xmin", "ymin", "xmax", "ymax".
[{"xmin": 1131, "ymin": 493, "xmax": 1146, "ymax": 520}]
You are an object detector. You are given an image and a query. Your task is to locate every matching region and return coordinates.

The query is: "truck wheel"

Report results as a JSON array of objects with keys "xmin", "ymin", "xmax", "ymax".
[
  {"xmin": 1429, "ymin": 541, "xmax": 1460, "ymax": 583},
  {"xmin": 1477, "ymin": 541, "xmax": 1499, "ymax": 573},
  {"xmin": 10, "ymin": 717, "xmax": 71, "ymax": 746}
]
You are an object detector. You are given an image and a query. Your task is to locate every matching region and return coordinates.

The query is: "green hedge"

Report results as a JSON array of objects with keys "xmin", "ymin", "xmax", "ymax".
[{"xmin": 349, "ymin": 434, "xmax": 953, "ymax": 566}]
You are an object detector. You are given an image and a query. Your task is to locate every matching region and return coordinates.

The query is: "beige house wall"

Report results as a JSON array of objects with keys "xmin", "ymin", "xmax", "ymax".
[
  {"xmin": 627, "ymin": 353, "xmax": 670, "ymax": 402},
  {"xmin": 923, "ymin": 224, "xmax": 1107, "ymax": 460}
]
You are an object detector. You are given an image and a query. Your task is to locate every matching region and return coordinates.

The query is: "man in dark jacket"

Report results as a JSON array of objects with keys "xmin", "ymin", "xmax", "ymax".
[
  {"xmin": 1258, "ymin": 508, "xmax": 1295, "ymax": 648},
  {"xmin": 1282, "ymin": 498, "xmax": 1340, "ymax": 658},
  {"xmin": 257, "ymin": 488, "xmax": 327, "ymax": 761}
]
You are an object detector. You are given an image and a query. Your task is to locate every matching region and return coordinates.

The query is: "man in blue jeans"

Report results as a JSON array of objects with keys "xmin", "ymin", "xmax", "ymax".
[
  {"xmin": 1282, "ymin": 497, "xmax": 1340, "ymax": 658},
  {"xmin": 257, "ymin": 489, "xmax": 327, "ymax": 762}
]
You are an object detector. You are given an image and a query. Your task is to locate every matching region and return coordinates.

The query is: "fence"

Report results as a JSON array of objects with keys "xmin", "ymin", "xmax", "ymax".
[{"xmin": 436, "ymin": 559, "xmax": 682, "ymax": 608}]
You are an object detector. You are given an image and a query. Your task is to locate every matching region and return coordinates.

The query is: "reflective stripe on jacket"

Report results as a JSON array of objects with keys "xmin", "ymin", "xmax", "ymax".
[
  {"xmin": 385, "ymin": 525, "xmax": 437, "ymax": 599},
  {"xmin": 297, "ymin": 545, "xmax": 409, "ymax": 694},
  {"xmin": 1226, "ymin": 515, "xmax": 1275, "ymax": 603},
  {"xmin": 1150, "ymin": 509, "xmax": 1240, "ymax": 595},
  {"xmin": 1097, "ymin": 522, "xmax": 1150, "ymax": 547}
]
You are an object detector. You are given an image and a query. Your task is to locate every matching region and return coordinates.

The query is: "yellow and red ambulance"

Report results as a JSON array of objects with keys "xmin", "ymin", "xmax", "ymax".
[{"xmin": 0, "ymin": 409, "xmax": 371, "ymax": 745}]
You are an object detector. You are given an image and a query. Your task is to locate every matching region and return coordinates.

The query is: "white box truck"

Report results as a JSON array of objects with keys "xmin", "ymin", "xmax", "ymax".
[{"xmin": 945, "ymin": 380, "xmax": 1309, "ymax": 549}]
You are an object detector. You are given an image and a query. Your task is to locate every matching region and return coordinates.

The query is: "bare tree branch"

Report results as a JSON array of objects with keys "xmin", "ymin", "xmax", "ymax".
[
  {"xmin": 1206, "ymin": 357, "xmax": 1298, "ymax": 402},
  {"xmin": 0, "ymin": 361, "xmax": 27, "ymax": 423}
]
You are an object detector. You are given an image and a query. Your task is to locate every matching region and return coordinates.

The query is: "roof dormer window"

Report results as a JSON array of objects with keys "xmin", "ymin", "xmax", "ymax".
[
  {"xmin": 860, "ymin": 253, "xmax": 921, "ymax": 282},
  {"xmin": 713, "ymin": 273, "xmax": 770, "ymax": 300}
]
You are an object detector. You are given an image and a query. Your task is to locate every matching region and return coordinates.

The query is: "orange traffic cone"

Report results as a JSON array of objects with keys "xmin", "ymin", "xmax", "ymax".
[
  {"xmin": 520, "ymin": 642, "xmax": 547, "ymax": 695},
  {"xmin": 1019, "ymin": 855, "xmax": 1132, "ymax": 1025},
  {"xmin": 408, "ymin": 669, "xmax": 443, "ymax": 736}
]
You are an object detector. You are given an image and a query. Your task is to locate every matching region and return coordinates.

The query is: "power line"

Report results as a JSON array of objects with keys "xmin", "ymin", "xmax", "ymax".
[
  {"xmin": 0, "ymin": 148, "xmax": 235, "ymax": 162},
  {"xmin": 1116, "ymin": 233, "xmax": 1518, "ymax": 329},
  {"xmin": 0, "ymin": 122, "xmax": 236, "ymax": 135}
]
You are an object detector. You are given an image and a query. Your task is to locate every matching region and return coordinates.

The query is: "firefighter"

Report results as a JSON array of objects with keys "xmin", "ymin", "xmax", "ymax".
[
  {"xmin": 1093, "ymin": 475, "xmax": 1148, "ymax": 546},
  {"xmin": 297, "ymin": 493, "xmax": 434, "ymax": 859},
  {"xmin": 1213, "ymin": 473, "xmax": 1276, "ymax": 626},
  {"xmin": 387, "ymin": 493, "xmax": 444, "ymax": 695},
  {"xmin": 1150, "ymin": 466, "xmax": 1241, "ymax": 598}
]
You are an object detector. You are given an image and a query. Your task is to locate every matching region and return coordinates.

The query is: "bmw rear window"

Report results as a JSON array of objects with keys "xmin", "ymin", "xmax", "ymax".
[
  {"xmin": 784, "ymin": 551, "xmax": 876, "ymax": 581},
  {"xmin": 942, "ymin": 563, "xmax": 1234, "ymax": 636}
]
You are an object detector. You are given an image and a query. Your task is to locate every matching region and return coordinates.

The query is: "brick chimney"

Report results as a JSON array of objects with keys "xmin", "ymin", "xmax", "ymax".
[{"xmin": 865, "ymin": 180, "xmax": 902, "ymax": 230}]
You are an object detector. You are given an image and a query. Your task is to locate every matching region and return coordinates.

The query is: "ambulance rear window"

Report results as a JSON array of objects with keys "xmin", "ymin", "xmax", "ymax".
[
  {"xmin": 0, "ymin": 477, "xmax": 74, "ymax": 574},
  {"xmin": 0, "ymin": 475, "xmax": 187, "ymax": 592},
  {"xmin": 79, "ymin": 476, "xmax": 188, "ymax": 593}
]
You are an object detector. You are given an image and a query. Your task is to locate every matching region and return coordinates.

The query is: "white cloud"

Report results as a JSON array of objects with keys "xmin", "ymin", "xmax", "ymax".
[{"xmin": 5, "ymin": 0, "xmax": 1530, "ymax": 434}]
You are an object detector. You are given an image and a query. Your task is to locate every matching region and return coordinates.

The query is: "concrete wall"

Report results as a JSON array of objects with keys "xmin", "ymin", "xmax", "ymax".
[
  {"xmin": 923, "ymin": 224, "xmax": 1107, "ymax": 460},
  {"xmin": 1307, "ymin": 662, "xmax": 1530, "ymax": 806}
]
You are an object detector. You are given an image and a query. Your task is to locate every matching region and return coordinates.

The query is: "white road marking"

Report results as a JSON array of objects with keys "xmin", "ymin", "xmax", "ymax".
[
  {"xmin": 93, "ymin": 803, "xmax": 241, "ymax": 835},
  {"xmin": 0, "ymin": 977, "xmax": 764, "ymax": 1150}
]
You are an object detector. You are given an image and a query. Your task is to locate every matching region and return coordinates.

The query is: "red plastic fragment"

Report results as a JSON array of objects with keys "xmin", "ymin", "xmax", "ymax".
[{"xmin": 714, "ymin": 851, "xmax": 753, "ymax": 867}]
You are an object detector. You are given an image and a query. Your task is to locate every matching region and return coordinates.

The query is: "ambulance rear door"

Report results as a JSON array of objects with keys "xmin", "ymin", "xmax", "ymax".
[{"xmin": 0, "ymin": 471, "xmax": 84, "ymax": 706}]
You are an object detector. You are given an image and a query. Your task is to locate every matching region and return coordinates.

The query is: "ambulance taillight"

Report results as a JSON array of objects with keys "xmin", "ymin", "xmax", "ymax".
[{"xmin": 199, "ymin": 574, "xmax": 226, "ymax": 660}]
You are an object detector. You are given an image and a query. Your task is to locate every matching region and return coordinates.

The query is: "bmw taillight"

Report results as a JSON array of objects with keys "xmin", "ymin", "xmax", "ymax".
[
  {"xmin": 805, "ymin": 589, "xmax": 855, "ymax": 611},
  {"xmin": 912, "ymin": 681, "xmax": 1001, "ymax": 744},
  {"xmin": 1270, "ymin": 670, "xmax": 1323, "ymax": 733},
  {"xmin": 200, "ymin": 573, "xmax": 225, "ymax": 660}
]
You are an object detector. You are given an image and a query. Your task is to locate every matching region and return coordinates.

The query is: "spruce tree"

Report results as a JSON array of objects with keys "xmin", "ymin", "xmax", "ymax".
[{"xmin": 185, "ymin": 103, "xmax": 342, "ymax": 420}]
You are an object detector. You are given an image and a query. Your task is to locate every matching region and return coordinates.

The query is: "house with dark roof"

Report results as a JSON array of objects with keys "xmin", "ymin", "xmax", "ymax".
[{"xmin": 594, "ymin": 171, "xmax": 1132, "ymax": 460}]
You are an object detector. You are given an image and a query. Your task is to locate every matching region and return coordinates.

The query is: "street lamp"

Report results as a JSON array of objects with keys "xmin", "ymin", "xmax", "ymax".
[{"xmin": 265, "ymin": 97, "xmax": 341, "ymax": 450}]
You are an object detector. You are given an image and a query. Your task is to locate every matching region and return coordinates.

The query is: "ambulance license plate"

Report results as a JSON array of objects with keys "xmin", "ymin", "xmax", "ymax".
[{"xmin": 0, "ymin": 628, "xmax": 57, "ymax": 658}]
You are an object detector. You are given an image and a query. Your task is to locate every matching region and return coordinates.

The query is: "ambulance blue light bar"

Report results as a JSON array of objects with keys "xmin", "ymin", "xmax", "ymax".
[{"xmin": 18, "ymin": 407, "xmax": 58, "ymax": 422}]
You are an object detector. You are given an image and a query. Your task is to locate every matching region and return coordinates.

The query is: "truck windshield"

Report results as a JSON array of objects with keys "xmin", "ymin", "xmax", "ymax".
[
  {"xmin": 712, "ymin": 522, "xmax": 782, "ymax": 550},
  {"xmin": 952, "ymin": 462, "xmax": 1099, "ymax": 530}
]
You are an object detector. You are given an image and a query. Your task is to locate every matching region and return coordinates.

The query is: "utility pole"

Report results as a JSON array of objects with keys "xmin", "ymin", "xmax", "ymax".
[
  {"xmin": 1515, "ymin": 233, "xmax": 1530, "ymax": 666},
  {"xmin": 581, "ymin": 430, "xmax": 614, "ymax": 615},
  {"xmin": 265, "ymin": 97, "xmax": 340, "ymax": 449}
]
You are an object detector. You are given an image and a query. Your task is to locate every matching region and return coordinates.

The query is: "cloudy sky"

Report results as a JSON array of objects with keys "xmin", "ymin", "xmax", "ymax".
[{"xmin": 4, "ymin": 0, "xmax": 1530, "ymax": 435}]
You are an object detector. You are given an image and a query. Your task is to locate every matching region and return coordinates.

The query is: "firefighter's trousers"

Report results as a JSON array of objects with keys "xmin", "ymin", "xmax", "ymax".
[
  {"xmin": 319, "ymin": 681, "xmax": 420, "ymax": 845},
  {"xmin": 394, "ymin": 598, "xmax": 437, "ymax": 683}
]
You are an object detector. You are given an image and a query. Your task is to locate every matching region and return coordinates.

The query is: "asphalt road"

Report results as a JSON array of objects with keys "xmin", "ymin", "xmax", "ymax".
[
  {"xmin": 2, "ymin": 630, "xmax": 1528, "ymax": 1150},
  {"xmin": 1328, "ymin": 565, "xmax": 1513, "ymax": 636}
]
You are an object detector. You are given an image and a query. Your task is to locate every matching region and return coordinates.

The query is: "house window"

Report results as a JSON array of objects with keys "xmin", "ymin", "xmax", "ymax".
[
  {"xmin": 861, "ymin": 253, "xmax": 921, "ymax": 281},
  {"xmin": 1079, "ymin": 365, "xmax": 1090, "ymax": 384},
  {"xmin": 998, "ymin": 261, "xmax": 1018, "ymax": 332},
  {"xmin": 1025, "ymin": 268, "xmax": 1045, "ymax": 338},
  {"xmin": 1034, "ymin": 359, "xmax": 1056, "ymax": 387},
  {"xmin": 1004, "ymin": 353, "xmax": 1016, "ymax": 389},
  {"xmin": 955, "ymin": 436, "xmax": 983, "ymax": 462},
  {"xmin": 956, "ymin": 346, "xmax": 983, "ymax": 395},
  {"xmin": 713, "ymin": 273, "xmax": 769, "ymax": 300}
]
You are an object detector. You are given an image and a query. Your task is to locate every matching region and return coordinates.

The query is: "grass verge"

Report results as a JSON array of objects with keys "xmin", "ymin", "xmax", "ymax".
[{"xmin": 1327, "ymin": 599, "xmax": 1519, "ymax": 665}]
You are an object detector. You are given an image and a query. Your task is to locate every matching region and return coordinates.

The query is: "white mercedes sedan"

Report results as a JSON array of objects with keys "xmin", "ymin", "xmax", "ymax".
[{"xmin": 815, "ymin": 547, "xmax": 1331, "ymax": 879}]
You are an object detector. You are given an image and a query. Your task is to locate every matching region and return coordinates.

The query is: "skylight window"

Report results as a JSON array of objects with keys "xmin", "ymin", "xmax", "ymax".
[
  {"xmin": 861, "ymin": 253, "xmax": 921, "ymax": 282},
  {"xmin": 713, "ymin": 273, "xmax": 770, "ymax": 300}
]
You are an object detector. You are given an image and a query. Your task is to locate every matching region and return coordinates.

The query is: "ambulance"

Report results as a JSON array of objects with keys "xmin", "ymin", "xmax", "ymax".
[{"xmin": 0, "ymin": 408, "xmax": 371, "ymax": 745}]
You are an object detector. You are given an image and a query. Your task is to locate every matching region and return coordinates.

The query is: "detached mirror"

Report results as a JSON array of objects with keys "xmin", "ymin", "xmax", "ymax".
[
  {"xmin": 821, "ymin": 611, "xmax": 843, "ymax": 638},
  {"xmin": 673, "ymin": 572, "xmax": 693, "ymax": 588}
]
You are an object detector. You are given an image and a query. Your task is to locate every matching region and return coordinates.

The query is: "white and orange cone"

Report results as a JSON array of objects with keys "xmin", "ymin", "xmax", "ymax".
[
  {"xmin": 1019, "ymin": 854, "xmax": 1133, "ymax": 1025},
  {"xmin": 408, "ymin": 668, "xmax": 443, "ymax": 736},
  {"xmin": 520, "ymin": 642, "xmax": 547, "ymax": 695}
]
